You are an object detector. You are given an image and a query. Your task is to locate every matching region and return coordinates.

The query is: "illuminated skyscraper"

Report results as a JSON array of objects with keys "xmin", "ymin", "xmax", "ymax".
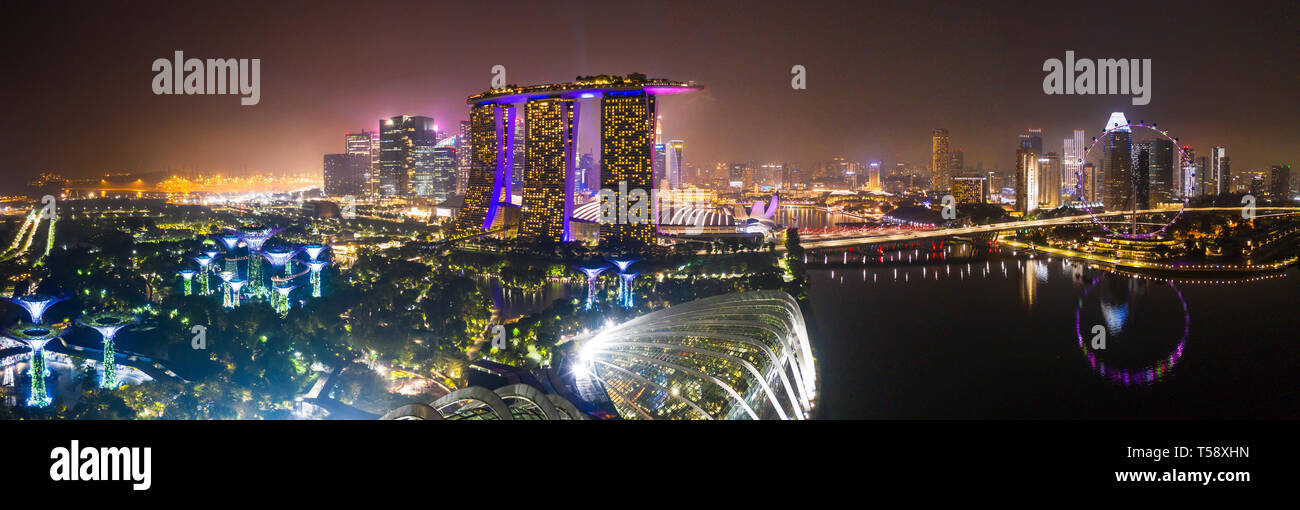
[
  {"xmin": 600, "ymin": 91, "xmax": 657, "ymax": 248},
  {"xmin": 1102, "ymin": 113, "xmax": 1133, "ymax": 211},
  {"xmin": 1269, "ymin": 165, "xmax": 1292, "ymax": 199},
  {"xmin": 519, "ymin": 98, "xmax": 578, "ymax": 243},
  {"xmin": 868, "ymin": 161, "xmax": 882, "ymax": 191},
  {"xmin": 931, "ymin": 128, "xmax": 950, "ymax": 191},
  {"xmin": 953, "ymin": 176, "xmax": 986, "ymax": 205},
  {"xmin": 1063, "ymin": 129, "xmax": 1086, "ymax": 191},
  {"xmin": 346, "ymin": 130, "xmax": 378, "ymax": 196},
  {"xmin": 667, "ymin": 140, "xmax": 684, "ymax": 189},
  {"xmin": 1178, "ymin": 146, "xmax": 1196, "ymax": 199},
  {"xmin": 323, "ymin": 153, "xmax": 368, "ymax": 196},
  {"xmin": 1016, "ymin": 148, "xmax": 1038, "ymax": 214},
  {"xmin": 1133, "ymin": 142, "xmax": 1151, "ymax": 210},
  {"xmin": 1146, "ymin": 138, "xmax": 1174, "ymax": 204},
  {"xmin": 948, "ymin": 148, "xmax": 964, "ymax": 177},
  {"xmin": 455, "ymin": 103, "xmax": 512, "ymax": 234},
  {"xmin": 1080, "ymin": 163, "xmax": 1098, "ymax": 203},
  {"xmin": 457, "ymin": 120, "xmax": 472, "ymax": 194},
  {"xmin": 1210, "ymin": 145, "xmax": 1229, "ymax": 195},
  {"xmin": 379, "ymin": 115, "xmax": 436, "ymax": 197},
  {"xmin": 1038, "ymin": 152, "xmax": 1061, "ymax": 210}
]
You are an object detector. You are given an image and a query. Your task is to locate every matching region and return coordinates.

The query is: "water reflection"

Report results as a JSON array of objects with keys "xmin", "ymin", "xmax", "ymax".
[{"xmin": 1075, "ymin": 276, "xmax": 1189, "ymax": 386}]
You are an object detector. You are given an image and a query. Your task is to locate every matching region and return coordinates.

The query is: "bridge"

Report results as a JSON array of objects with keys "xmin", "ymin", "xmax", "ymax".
[{"xmin": 789, "ymin": 207, "xmax": 1300, "ymax": 250}]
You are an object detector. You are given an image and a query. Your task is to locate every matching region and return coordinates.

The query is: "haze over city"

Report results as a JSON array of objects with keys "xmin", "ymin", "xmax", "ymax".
[{"xmin": 0, "ymin": 0, "xmax": 1295, "ymax": 186}]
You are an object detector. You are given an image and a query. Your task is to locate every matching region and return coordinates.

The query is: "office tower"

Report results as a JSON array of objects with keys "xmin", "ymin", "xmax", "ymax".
[
  {"xmin": 577, "ymin": 152, "xmax": 596, "ymax": 193},
  {"xmin": 323, "ymin": 153, "xmax": 368, "ymax": 196},
  {"xmin": 1133, "ymin": 143, "xmax": 1151, "ymax": 210},
  {"xmin": 1270, "ymin": 165, "xmax": 1292, "ymax": 200},
  {"xmin": 667, "ymin": 140, "xmax": 685, "ymax": 189},
  {"xmin": 1039, "ymin": 152, "xmax": 1061, "ymax": 209},
  {"xmin": 948, "ymin": 149, "xmax": 964, "ymax": 177},
  {"xmin": 345, "ymin": 130, "xmax": 376, "ymax": 197},
  {"xmin": 1196, "ymin": 156, "xmax": 1211, "ymax": 196},
  {"xmin": 519, "ymin": 98, "xmax": 578, "ymax": 243},
  {"xmin": 1176, "ymin": 145, "xmax": 1194, "ymax": 199},
  {"xmin": 931, "ymin": 129, "xmax": 950, "ymax": 191},
  {"xmin": 1210, "ymin": 146, "xmax": 1229, "ymax": 195},
  {"xmin": 427, "ymin": 138, "xmax": 459, "ymax": 202},
  {"xmin": 1020, "ymin": 128, "xmax": 1044, "ymax": 156},
  {"xmin": 599, "ymin": 91, "xmax": 657, "ymax": 248},
  {"xmin": 1146, "ymin": 138, "xmax": 1174, "ymax": 204},
  {"xmin": 1101, "ymin": 113, "xmax": 1132, "ymax": 211},
  {"xmin": 868, "ymin": 161, "xmax": 882, "ymax": 191},
  {"xmin": 1063, "ymin": 129, "xmax": 1086, "ymax": 190},
  {"xmin": 1016, "ymin": 148, "xmax": 1038, "ymax": 214},
  {"xmin": 379, "ymin": 115, "xmax": 436, "ymax": 197},
  {"xmin": 953, "ymin": 176, "xmax": 986, "ymax": 204},
  {"xmin": 457, "ymin": 121, "xmax": 472, "ymax": 194},
  {"xmin": 456, "ymin": 104, "xmax": 510, "ymax": 233},
  {"xmin": 1080, "ymin": 163, "xmax": 1098, "ymax": 203}
]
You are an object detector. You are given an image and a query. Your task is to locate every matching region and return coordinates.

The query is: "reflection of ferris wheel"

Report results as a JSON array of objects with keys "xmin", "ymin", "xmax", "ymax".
[
  {"xmin": 1073, "ymin": 113, "xmax": 1188, "ymax": 239},
  {"xmin": 1074, "ymin": 276, "xmax": 1189, "ymax": 386}
]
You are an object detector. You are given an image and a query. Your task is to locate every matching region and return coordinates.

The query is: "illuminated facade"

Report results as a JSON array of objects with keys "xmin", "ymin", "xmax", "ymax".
[
  {"xmin": 1102, "ymin": 112, "xmax": 1133, "ymax": 211},
  {"xmin": 519, "ymin": 98, "xmax": 577, "ymax": 243},
  {"xmin": 345, "ymin": 129, "xmax": 378, "ymax": 196},
  {"xmin": 454, "ymin": 103, "xmax": 511, "ymax": 234},
  {"xmin": 953, "ymin": 176, "xmax": 986, "ymax": 205},
  {"xmin": 600, "ymin": 91, "xmax": 657, "ymax": 247},
  {"xmin": 379, "ymin": 115, "xmax": 436, "ymax": 197},
  {"xmin": 576, "ymin": 290, "xmax": 817, "ymax": 420},
  {"xmin": 1016, "ymin": 148, "xmax": 1038, "ymax": 214},
  {"xmin": 931, "ymin": 128, "xmax": 950, "ymax": 191}
]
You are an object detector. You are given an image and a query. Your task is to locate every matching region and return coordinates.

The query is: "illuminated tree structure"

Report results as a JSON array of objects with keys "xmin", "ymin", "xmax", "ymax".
[
  {"xmin": 5, "ymin": 322, "xmax": 66, "ymax": 407},
  {"xmin": 262, "ymin": 248, "xmax": 300, "ymax": 278},
  {"xmin": 577, "ymin": 266, "xmax": 608, "ymax": 310},
  {"xmin": 618, "ymin": 272, "xmax": 640, "ymax": 308},
  {"xmin": 607, "ymin": 259, "xmax": 640, "ymax": 309},
  {"xmin": 240, "ymin": 227, "xmax": 284, "ymax": 297},
  {"xmin": 228, "ymin": 279, "xmax": 246, "ymax": 308},
  {"xmin": 77, "ymin": 312, "xmax": 137, "ymax": 389},
  {"xmin": 302, "ymin": 244, "xmax": 329, "ymax": 261},
  {"xmin": 271, "ymin": 284, "xmax": 296, "ymax": 315},
  {"xmin": 192, "ymin": 255, "xmax": 215, "ymax": 295},
  {"xmin": 218, "ymin": 271, "xmax": 237, "ymax": 308},
  {"xmin": 4, "ymin": 294, "xmax": 69, "ymax": 324},
  {"xmin": 178, "ymin": 270, "xmax": 197, "ymax": 296},
  {"xmin": 305, "ymin": 260, "xmax": 328, "ymax": 298},
  {"xmin": 218, "ymin": 234, "xmax": 242, "ymax": 274}
]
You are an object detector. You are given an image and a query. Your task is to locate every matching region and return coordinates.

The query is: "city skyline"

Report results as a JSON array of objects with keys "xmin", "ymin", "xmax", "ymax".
[{"xmin": 0, "ymin": 0, "xmax": 1295, "ymax": 185}]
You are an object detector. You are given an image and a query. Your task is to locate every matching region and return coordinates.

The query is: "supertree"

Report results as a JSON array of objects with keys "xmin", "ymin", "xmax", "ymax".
[
  {"xmin": 192, "ymin": 255, "xmax": 214, "ymax": 295},
  {"xmin": 302, "ymin": 244, "xmax": 329, "ymax": 261},
  {"xmin": 577, "ymin": 266, "xmax": 609, "ymax": 310},
  {"xmin": 240, "ymin": 227, "xmax": 284, "ymax": 297},
  {"xmin": 218, "ymin": 271, "xmax": 237, "ymax": 308},
  {"xmin": 77, "ymin": 312, "xmax": 137, "ymax": 389},
  {"xmin": 218, "ymin": 234, "xmax": 242, "ymax": 274},
  {"xmin": 262, "ymin": 247, "xmax": 300, "ymax": 278},
  {"xmin": 5, "ymin": 322, "xmax": 66, "ymax": 407},
  {"xmin": 618, "ymin": 272, "xmax": 640, "ymax": 308},
  {"xmin": 305, "ymin": 260, "xmax": 329, "ymax": 298},
  {"xmin": 271, "ymin": 284, "xmax": 296, "ymax": 315},
  {"xmin": 178, "ymin": 270, "xmax": 197, "ymax": 296},
  {"xmin": 228, "ymin": 279, "xmax": 246, "ymax": 308},
  {"xmin": 4, "ymin": 294, "xmax": 69, "ymax": 324},
  {"xmin": 607, "ymin": 259, "xmax": 640, "ymax": 309}
]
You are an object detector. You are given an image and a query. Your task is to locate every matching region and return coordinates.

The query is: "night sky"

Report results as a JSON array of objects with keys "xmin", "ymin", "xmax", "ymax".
[{"xmin": 1, "ymin": 0, "xmax": 1295, "ymax": 184}]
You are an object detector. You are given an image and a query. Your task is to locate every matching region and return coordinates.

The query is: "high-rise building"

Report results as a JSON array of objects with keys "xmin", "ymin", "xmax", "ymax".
[
  {"xmin": 666, "ymin": 140, "xmax": 684, "ymax": 189},
  {"xmin": 599, "ymin": 91, "xmax": 657, "ymax": 248},
  {"xmin": 1101, "ymin": 113, "xmax": 1132, "ymax": 211},
  {"xmin": 1038, "ymin": 152, "xmax": 1061, "ymax": 210},
  {"xmin": 455, "ymin": 104, "xmax": 510, "ymax": 234},
  {"xmin": 1270, "ymin": 165, "xmax": 1292, "ymax": 200},
  {"xmin": 1146, "ymin": 138, "xmax": 1174, "ymax": 205},
  {"xmin": 1063, "ymin": 129, "xmax": 1086, "ymax": 192},
  {"xmin": 1210, "ymin": 146, "xmax": 1229, "ymax": 195},
  {"xmin": 931, "ymin": 129, "xmax": 950, "ymax": 191},
  {"xmin": 1196, "ymin": 156, "xmax": 1211, "ymax": 196},
  {"xmin": 345, "ymin": 130, "xmax": 377, "ymax": 197},
  {"xmin": 948, "ymin": 149, "xmax": 964, "ymax": 177},
  {"xmin": 379, "ymin": 115, "xmax": 436, "ymax": 197},
  {"xmin": 577, "ymin": 152, "xmax": 596, "ymax": 193},
  {"xmin": 323, "ymin": 153, "xmax": 368, "ymax": 197},
  {"xmin": 457, "ymin": 121, "xmax": 472, "ymax": 194},
  {"xmin": 411, "ymin": 136, "xmax": 458, "ymax": 202},
  {"xmin": 1177, "ymin": 145, "xmax": 1196, "ymax": 199},
  {"xmin": 1080, "ymin": 163, "xmax": 1098, "ymax": 203},
  {"xmin": 511, "ymin": 115, "xmax": 526, "ymax": 195},
  {"xmin": 868, "ymin": 161, "xmax": 882, "ymax": 191},
  {"xmin": 1020, "ymin": 128, "xmax": 1044, "ymax": 156},
  {"xmin": 519, "ymin": 98, "xmax": 577, "ymax": 244},
  {"xmin": 953, "ymin": 176, "xmax": 986, "ymax": 205},
  {"xmin": 1016, "ymin": 148, "xmax": 1038, "ymax": 215},
  {"xmin": 1133, "ymin": 143, "xmax": 1151, "ymax": 210}
]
